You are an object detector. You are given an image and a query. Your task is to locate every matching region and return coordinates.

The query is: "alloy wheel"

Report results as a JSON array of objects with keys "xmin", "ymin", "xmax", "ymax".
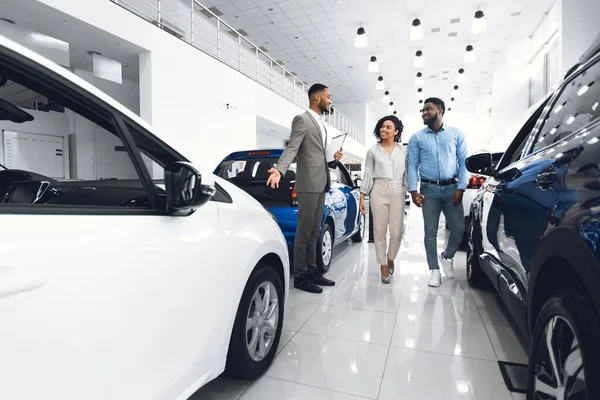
[
  {"xmin": 245, "ymin": 281, "xmax": 279, "ymax": 362},
  {"xmin": 466, "ymin": 223, "xmax": 474, "ymax": 280},
  {"xmin": 322, "ymin": 230, "xmax": 332, "ymax": 266},
  {"xmin": 532, "ymin": 315, "xmax": 585, "ymax": 399}
]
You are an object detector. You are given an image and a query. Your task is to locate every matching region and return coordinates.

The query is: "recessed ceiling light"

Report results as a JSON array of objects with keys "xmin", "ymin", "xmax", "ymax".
[
  {"xmin": 443, "ymin": 70, "xmax": 450, "ymax": 74},
  {"xmin": 450, "ymin": 18, "xmax": 461, "ymax": 24},
  {"xmin": 431, "ymin": 28, "xmax": 441, "ymax": 33},
  {"xmin": 448, "ymin": 32, "xmax": 458, "ymax": 37},
  {"xmin": 234, "ymin": 15, "xmax": 240, "ymax": 19},
  {"xmin": 0, "ymin": 18, "xmax": 15, "ymax": 24},
  {"xmin": 510, "ymin": 11, "xmax": 522, "ymax": 17}
]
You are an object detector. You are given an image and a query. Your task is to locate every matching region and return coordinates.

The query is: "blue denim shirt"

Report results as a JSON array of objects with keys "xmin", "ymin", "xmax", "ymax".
[{"xmin": 407, "ymin": 125, "xmax": 468, "ymax": 191}]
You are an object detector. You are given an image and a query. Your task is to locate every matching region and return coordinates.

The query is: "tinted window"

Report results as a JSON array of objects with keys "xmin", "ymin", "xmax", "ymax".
[
  {"xmin": 533, "ymin": 59, "xmax": 600, "ymax": 152},
  {"xmin": 0, "ymin": 70, "xmax": 152, "ymax": 209},
  {"xmin": 215, "ymin": 157, "xmax": 294, "ymax": 206}
]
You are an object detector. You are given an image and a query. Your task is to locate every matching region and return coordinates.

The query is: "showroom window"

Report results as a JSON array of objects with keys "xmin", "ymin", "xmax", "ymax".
[
  {"xmin": 528, "ymin": 0, "xmax": 562, "ymax": 107},
  {"xmin": 0, "ymin": 71, "xmax": 156, "ymax": 210},
  {"xmin": 533, "ymin": 59, "xmax": 600, "ymax": 152}
]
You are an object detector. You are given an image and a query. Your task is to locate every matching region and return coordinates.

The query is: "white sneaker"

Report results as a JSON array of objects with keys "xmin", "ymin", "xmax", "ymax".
[
  {"xmin": 439, "ymin": 253, "xmax": 455, "ymax": 279},
  {"xmin": 428, "ymin": 270, "xmax": 442, "ymax": 287}
]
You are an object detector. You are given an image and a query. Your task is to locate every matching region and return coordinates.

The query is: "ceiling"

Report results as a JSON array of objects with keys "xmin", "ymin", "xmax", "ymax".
[
  {"xmin": 0, "ymin": 0, "xmax": 144, "ymax": 81},
  {"xmin": 197, "ymin": 0, "xmax": 555, "ymax": 117}
]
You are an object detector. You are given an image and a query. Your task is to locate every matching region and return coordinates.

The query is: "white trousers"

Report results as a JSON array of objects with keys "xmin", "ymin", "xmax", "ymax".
[{"xmin": 370, "ymin": 179, "xmax": 406, "ymax": 265}]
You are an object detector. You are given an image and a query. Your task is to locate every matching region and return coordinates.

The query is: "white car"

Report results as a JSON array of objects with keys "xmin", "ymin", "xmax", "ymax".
[
  {"xmin": 456, "ymin": 151, "xmax": 504, "ymax": 248},
  {"xmin": 0, "ymin": 35, "xmax": 289, "ymax": 399}
]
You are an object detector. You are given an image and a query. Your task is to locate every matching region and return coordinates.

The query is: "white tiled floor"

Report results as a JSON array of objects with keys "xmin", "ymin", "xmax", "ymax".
[{"xmin": 192, "ymin": 208, "xmax": 529, "ymax": 399}]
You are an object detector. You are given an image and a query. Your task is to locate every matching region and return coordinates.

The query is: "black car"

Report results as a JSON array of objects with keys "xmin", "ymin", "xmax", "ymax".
[{"xmin": 466, "ymin": 35, "xmax": 600, "ymax": 399}]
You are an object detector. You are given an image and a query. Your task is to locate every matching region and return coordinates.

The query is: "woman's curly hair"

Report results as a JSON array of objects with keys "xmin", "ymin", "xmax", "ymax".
[{"xmin": 373, "ymin": 115, "xmax": 403, "ymax": 143}]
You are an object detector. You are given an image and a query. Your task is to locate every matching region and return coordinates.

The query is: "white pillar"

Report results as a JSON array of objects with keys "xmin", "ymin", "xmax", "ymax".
[{"xmin": 560, "ymin": 0, "xmax": 600, "ymax": 75}]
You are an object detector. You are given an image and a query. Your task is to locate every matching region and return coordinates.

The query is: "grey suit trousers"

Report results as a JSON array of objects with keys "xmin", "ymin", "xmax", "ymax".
[{"xmin": 295, "ymin": 191, "xmax": 327, "ymax": 275}]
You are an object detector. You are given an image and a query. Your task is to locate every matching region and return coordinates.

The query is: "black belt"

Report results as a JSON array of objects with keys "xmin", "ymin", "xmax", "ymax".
[{"xmin": 421, "ymin": 177, "xmax": 458, "ymax": 186}]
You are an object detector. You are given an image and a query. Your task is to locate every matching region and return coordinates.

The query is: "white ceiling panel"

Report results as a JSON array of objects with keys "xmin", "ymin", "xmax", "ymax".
[{"xmin": 199, "ymin": 0, "xmax": 554, "ymax": 117}]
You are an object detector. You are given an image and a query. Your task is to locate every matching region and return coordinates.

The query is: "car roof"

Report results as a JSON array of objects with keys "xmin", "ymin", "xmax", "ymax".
[
  {"xmin": 221, "ymin": 149, "xmax": 285, "ymax": 161},
  {"xmin": 0, "ymin": 34, "xmax": 158, "ymax": 143}
]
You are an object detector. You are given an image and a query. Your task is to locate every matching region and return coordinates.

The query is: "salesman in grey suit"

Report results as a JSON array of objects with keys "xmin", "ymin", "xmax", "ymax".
[{"xmin": 266, "ymin": 83, "xmax": 343, "ymax": 293}]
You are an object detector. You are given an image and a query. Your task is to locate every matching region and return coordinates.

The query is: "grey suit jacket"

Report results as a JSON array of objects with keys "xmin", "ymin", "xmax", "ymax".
[{"xmin": 276, "ymin": 111, "xmax": 330, "ymax": 193}]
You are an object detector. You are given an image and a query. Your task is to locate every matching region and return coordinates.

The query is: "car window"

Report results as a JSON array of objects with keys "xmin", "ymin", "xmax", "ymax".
[
  {"xmin": 0, "ymin": 64, "xmax": 159, "ymax": 210},
  {"xmin": 496, "ymin": 97, "xmax": 551, "ymax": 171},
  {"xmin": 532, "ymin": 58, "xmax": 600, "ymax": 152}
]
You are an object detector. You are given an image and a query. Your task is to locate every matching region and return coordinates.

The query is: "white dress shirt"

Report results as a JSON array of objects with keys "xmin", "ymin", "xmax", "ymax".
[
  {"xmin": 360, "ymin": 143, "xmax": 409, "ymax": 195},
  {"xmin": 307, "ymin": 109, "xmax": 327, "ymax": 147}
]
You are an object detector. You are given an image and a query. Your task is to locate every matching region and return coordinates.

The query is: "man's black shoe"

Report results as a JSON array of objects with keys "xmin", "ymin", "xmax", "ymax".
[
  {"xmin": 308, "ymin": 268, "xmax": 335, "ymax": 286},
  {"xmin": 294, "ymin": 276, "xmax": 323, "ymax": 293}
]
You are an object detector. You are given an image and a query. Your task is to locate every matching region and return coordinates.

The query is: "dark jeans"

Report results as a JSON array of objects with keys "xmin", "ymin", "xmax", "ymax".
[{"xmin": 420, "ymin": 182, "xmax": 465, "ymax": 270}]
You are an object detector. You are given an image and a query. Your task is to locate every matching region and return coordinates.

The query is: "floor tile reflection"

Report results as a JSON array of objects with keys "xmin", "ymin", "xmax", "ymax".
[{"xmin": 191, "ymin": 209, "xmax": 528, "ymax": 399}]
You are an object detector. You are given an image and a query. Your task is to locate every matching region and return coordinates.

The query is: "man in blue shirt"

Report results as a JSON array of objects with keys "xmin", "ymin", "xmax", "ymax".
[{"xmin": 408, "ymin": 97, "xmax": 468, "ymax": 287}]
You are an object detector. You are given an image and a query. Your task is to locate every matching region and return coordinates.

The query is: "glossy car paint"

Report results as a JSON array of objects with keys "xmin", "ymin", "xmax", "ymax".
[
  {"xmin": 468, "ymin": 48, "xmax": 600, "ymax": 340},
  {"xmin": 0, "ymin": 35, "xmax": 289, "ymax": 400},
  {"xmin": 216, "ymin": 150, "xmax": 362, "ymax": 259}
]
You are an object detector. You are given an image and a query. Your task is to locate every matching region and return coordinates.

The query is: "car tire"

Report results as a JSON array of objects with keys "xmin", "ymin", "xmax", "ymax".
[
  {"xmin": 317, "ymin": 223, "xmax": 333, "ymax": 274},
  {"xmin": 351, "ymin": 214, "xmax": 365, "ymax": 243},
  {"xmin": 466, "ymin": 220, "xmax": 490, "ymax": 289},
  {"xmin": 224, "ymin": 264, "xmax": 284, "ymax": 380},
  {"xmin": 459, "ymin": 217, "xmax": 469, "ymax": 250},
  {"xmin": 527, "ymin": 288, "xmax": 600, "ymax": 400}
]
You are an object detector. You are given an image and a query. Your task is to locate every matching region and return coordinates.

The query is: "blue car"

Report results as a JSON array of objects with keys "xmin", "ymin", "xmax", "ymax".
[{"xmin": 215, "ymin": 149, "xmax": 364, "ymax": 272}]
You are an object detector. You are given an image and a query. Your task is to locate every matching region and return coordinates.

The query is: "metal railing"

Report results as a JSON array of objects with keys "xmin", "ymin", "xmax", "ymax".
[{"xmin": 110, "ymin": 0, "xmax": 364, "ymax": 144}]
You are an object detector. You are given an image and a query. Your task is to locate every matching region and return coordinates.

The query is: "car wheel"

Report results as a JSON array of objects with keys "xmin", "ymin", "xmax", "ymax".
[
  {"xmin": 351, "ymin": 214, "xmax": 365, "ymax": 243},
  {"xmin": 466, "ymin": 220, "xmax": 490, "ymax": 289},
  {"xmin": 458, "ymin": 217, "xmax": 469, "ymax": 250},
  {"xmin": 527, "ymin": 289, "xmax": 600, "ymax": 400},
  {"xmin": 317, "ymin": 223, "xmax": 333, "ymax": 274},
  {"xmin": 224, "ymin": 264, "xmax": 284, "ymax": 380}
]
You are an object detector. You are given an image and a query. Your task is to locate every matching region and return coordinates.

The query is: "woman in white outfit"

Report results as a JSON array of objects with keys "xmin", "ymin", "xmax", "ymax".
[{"xmin": 359, "ymin": 115, "xmax": 408, "ymax": 283}]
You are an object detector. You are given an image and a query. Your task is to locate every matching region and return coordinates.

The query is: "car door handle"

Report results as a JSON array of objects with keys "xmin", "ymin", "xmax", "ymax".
[
  {"xmin": 0, "ymin": 266, "xmax": 46, "ymax": 299},
  {"xmin": 536, "ymin": 170, "xmax": 557, "ymax": 189}
]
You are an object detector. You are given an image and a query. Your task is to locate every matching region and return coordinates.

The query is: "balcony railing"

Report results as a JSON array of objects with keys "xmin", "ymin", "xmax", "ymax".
[{"xmin": 110, "ymin": 0, "xmax": 365, "ymax": 144}]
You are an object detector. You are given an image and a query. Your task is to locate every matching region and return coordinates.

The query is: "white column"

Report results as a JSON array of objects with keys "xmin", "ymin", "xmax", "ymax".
[{"xmin": 561, "ymin": 0, "xmax": 600, "ymax": 75}]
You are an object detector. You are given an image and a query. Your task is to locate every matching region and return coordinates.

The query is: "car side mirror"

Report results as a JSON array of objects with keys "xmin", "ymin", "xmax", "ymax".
[
  {"xmin": 466, "ymin": 153, "xmax": 493, "ymax": 175},
  {"xmin": 164, "ymin": 161, "xmax": 216, "ymax": 214},
  {"xmin": 496, "ymin": 167, "xmax": 522, "ymax": 182}
]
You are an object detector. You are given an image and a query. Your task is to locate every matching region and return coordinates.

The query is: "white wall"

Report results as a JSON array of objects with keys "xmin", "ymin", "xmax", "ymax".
[
  {"xmin": 364, "ymin": 104, "xmax": 378, "ymax": 147},
  {"xmin": 487, "ymin": 37, "xmax": 533, "ymax": 151},
  {"xmin": 561, "ymin": 0, "xmax": 600, "ymax": 76},
  {"xmin": 0, "ymin": 110, "xmax": 69, "ymax": 173},
  {"xmin": 256, "ymin": 132, "xmax": 285, "ymax": 148},
  {"xmin": 38, "ymin": 0, "xmax": 367, "ymax": 173},
  {"xmin": 0, "ymin": 107, "xmax": 138, "ymax": 181},
  {"xmin": 74, "ymin": 69, "xmax": 140, "ymax": 115}
]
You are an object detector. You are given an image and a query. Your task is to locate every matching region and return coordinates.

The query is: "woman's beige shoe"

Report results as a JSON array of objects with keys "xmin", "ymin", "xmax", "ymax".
[
  {"xmin": 381, "ymin": 265, "xmax": 391, "ymax": 284},
  {"xmin": 388, "ymin": 259, "xmax": 395, "ymax": 276}
]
